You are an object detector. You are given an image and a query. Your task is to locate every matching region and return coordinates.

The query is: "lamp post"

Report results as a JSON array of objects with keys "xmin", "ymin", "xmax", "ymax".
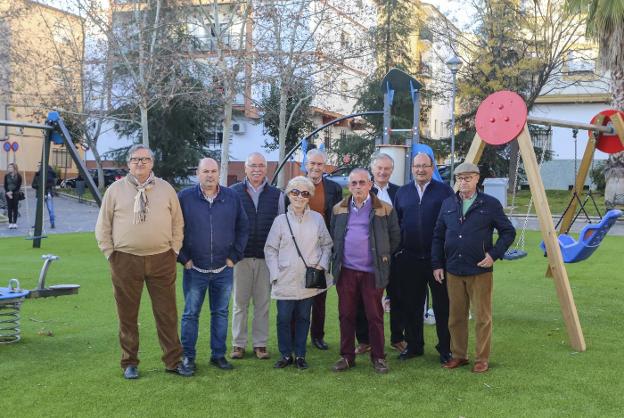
[{"xmin": 446, "ymin": 55, "xmax": 462, "ymax": 187}]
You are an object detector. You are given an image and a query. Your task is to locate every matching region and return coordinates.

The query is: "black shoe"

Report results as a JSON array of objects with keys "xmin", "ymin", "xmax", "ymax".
[
  {"xmin": 210, "ymin": 357, "xmax": 234, "ymax": 370},
  {"xmin": 166, "ymin": 362, "xmax": 194, "ymax": 377},
  {"xmin": 50, "ymin": 222, "xmax": 55, "ymax": 229},
  {"xmin": 295, "ymin": 357, "xmax": 308, "ymax": 370},
  {"xmin": 439, "ymin": 352, "xmax": 452, "ymax": 364},
  {"xmin": 183, "ymin": 356, "xmax": 196, "ymax": 372},
  {"xmin": 274, "ymin": 356, "xmax": 294, "ymax": 369},
  {"xmin": 312, "ymin": 338, "xmax": 329, "ymax": 350},
  {"xmin": 123, "ymin": 366, "xmax": 139, "ymax": 380},
  {"xmin": 398, "ymin": 346, "xmax": 424, "ymax": 361}
]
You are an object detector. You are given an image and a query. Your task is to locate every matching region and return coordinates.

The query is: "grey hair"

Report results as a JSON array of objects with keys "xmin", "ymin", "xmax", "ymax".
[
  {"xmin": 370, "ymin": 152, "xmax": 394, "ymax": 170},
  {"xmin": 413, "ymin": 152, "xmax": 434, "ymax": 165},
  {"xmin": 349, "ymin": 168, "xmax": 371, "ymax": 181},
  {"xmin": 127, "ymin": 144, "xmax": 155, "ymax": 162},
  {"xmin": 285, "ymin": 176, "xmax": 315, "ymax": 197},
  {"xmin": 306, "ymin": 148, "xmax": 327, "ymax": 162},
  {"xmin": 245, "ymin": 152, "xmax": 266, "ymax": 166}
]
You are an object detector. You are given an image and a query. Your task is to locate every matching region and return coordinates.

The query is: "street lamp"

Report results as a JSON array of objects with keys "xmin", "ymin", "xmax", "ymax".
[{"xmin": 446, "ymin": 55, "xmax": 462, "ymax": 187}]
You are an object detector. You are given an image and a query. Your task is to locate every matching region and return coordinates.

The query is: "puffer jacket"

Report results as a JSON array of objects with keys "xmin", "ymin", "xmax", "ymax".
[
  {"xmin": 264, "ymin": 208, "xmax": 333, "ymax": 300},
  {"xmin": 330, "ymin": 193, "xmax": 400, "ymax": 288}
]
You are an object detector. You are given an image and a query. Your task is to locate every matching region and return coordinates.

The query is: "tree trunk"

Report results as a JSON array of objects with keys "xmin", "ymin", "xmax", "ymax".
[
  {"xmin": 277, "ymin": 90, "xmax": 288, "ymax": 189},
  {"xmin": 220, "ymin": 93, "xmax": 233, "ymax": 186},
  {"xmin": 140, "ymin": 102, "xmax": 149, "ymax": 147},
  {"xmin": 604, "ymin": 66, "xmax": 624, "ymax": 208}
]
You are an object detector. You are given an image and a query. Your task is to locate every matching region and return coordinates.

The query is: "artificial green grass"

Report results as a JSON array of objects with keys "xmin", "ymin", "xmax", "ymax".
[{"xmin": 1, "ymin": 232, "xmax": 623, "ymax": 417}]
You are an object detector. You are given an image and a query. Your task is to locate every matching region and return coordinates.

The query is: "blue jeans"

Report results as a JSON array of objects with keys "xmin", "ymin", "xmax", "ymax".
[
  {"xmin": 181, "ymin": 267, "xmax": 233, "ymax": 360},
  {"xmin": 276, "ymin": 298, "xmax": 314, "ymax": 358}
]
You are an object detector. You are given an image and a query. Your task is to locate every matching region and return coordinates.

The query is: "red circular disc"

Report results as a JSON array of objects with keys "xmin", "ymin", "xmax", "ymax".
[
  {"xmin": 475, "ymin": 91, "xmax": 528, "ymax": 145},
  {"xmin": 590, "ymin": 109, "xmax": 624, "ymax": 154}
]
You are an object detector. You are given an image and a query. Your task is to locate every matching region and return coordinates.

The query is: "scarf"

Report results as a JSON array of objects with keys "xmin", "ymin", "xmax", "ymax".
[{"xmin": 127, "ymin": 172, "xmax": 155, "ymax": 224}]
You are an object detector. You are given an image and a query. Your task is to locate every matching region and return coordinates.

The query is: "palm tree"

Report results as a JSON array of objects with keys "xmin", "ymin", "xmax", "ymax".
[{"xmin": 567, "ymin": 0, "xmax": 624, "ymax": 208}]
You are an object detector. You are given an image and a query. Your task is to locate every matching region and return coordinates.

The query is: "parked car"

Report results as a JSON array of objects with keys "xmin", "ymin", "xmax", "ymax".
[
  {"xmin": 61, "ymin": 168, "xmax": 127, "ymax": 188},
  {"xmin": 324, "ymin": 167, "xmax": 350, "ymax": 188}
]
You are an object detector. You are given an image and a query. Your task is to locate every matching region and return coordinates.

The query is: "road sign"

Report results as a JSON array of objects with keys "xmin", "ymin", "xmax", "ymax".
[
  {"xmin": 3, "ymin": 142, "xmax": 10, "ymax": 152},
  {"xmin": 11, "ymin": 142, "xmax": 18, "ymax": 152}
]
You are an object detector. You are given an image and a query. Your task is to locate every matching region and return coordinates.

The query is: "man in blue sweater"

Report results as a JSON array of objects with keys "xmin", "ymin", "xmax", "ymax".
[
  {"xmin": 432, "ymin": 162, "xmax": 515, "ymax": 373},
  {"xmin": 393, "ymin": 153, "xmax": 454, "ymax": 363},
  {"xmin": 178, "ymin": 158, "xmax": 249, "ymax": 371}
]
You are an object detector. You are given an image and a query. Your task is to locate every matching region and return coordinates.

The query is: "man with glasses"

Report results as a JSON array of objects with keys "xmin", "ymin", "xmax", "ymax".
[
  {"xmin": 393, "ymin": 153, "xmax": 454, "ymax": 363},
  {"xmin": 432, "ymin": 162, "xmax": 515, "ymax": 373},
  {"xmin": 96, "ymin": 144, "xmax": 192, "ymax": 379},
  {"xmin": 177, "ymin": 158, "xmax": 249, "ymax": 371},
  {"xmin": 230, "ymin": 152, "xmax": 284, "ymax": 360},
  {"xmin": 303, "ymin": 148, "xmax": 342, "ymax": 350},
  {"xmin": 330, "ymin": 168, "xmax": 400, "ymax": 373},
  {"xmin": 354, "ymin": 153, "xmax": 406, "ymax": 355}
]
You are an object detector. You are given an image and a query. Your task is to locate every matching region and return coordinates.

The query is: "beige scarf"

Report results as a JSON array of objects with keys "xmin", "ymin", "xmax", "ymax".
[{"xmin": 127, "ymin": 172, "xmax": 155, "ymax": 224}]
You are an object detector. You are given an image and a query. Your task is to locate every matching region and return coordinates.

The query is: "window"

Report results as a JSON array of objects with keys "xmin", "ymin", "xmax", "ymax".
[
  {"xmin": 52, "ymin": 148, "xmax": 72, "ymax": 169},
  {"xmin": 565, "ymin": 50, "xmax": 595, "ymax": 74},
  {"xmin": 207, "ymin": 130, "xmax": 223, "ymax": 149},
  {"xmin": 324, "ymin": 129, "xmax": 332, "ymax": 150}
]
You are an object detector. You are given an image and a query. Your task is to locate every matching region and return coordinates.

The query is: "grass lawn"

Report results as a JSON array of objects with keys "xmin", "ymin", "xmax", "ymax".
[
  {"xmin": 506, "ymin": 190, "xmax": 607, "ymax": 217},
  {"xmin": 1, "ymin": 232, "xmax": 623, "ymax": 417}
]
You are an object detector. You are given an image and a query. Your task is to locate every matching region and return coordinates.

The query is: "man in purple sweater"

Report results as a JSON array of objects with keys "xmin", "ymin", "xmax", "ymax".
[{"xmin": 329, "ymin": 168, "xmax": 400, "ymax": 374}]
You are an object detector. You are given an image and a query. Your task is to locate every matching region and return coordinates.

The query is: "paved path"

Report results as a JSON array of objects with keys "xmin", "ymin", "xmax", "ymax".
[
  {"xmin": 0, "ymin": 189, "xmax": 100, "ymax": 239},
  {"xmin": 2, "ymin": 190, "xmax": 623, "ymax": 238}
]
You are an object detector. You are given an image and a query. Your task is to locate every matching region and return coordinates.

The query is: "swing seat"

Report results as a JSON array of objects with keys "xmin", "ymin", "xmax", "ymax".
[
  {"xmin": 503, "ymin": 249, "xmax": 528, "ymax": 260},
  {"xmin": 540, "ymin": 209, "xmax": 622, "ymax": 263}
]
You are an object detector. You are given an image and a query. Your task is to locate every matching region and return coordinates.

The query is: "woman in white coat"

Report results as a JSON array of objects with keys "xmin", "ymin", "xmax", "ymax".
[{"xmin": 264, "ymin": 176, "xmax": 333, "ymax": 370}]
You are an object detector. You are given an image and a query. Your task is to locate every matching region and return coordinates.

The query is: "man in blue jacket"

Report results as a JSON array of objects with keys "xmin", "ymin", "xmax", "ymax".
[
  {"xmin": 178, "ymin": 158, "xmax": 249, "ymax": 371},
  {"xmin": 432, "ymin": 162, "xmax": 515, "ymax": 373},
  {"xmin": 394, "ymin": 153, "xmax": 455, "ymax": 363}
]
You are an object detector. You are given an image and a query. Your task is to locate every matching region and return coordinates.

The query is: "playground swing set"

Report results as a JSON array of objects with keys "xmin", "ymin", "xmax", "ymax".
[{"xmin": 1, "ymin": 69, "xmax": 623, "ymax": 352}]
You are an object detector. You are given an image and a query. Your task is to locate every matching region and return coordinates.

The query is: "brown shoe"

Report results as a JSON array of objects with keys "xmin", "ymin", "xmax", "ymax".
[
  {"xmin": 253, "ymin": 347, "xmax": 270, "ymax": 360},
  {"xmin": 472, "ymin": 361, "xmax": 489, "ymax": 373},
  {"xmin": 372, "ymin": 358, "xmax": 389, "ymax": 374},
  {"xmin": 391, "ymin": 341, "xmax": 407, "ymax": 352},
  {"xmin": 230, "ymin": 346, "xmax": 245, "ymax": 359},
  {"xmin": 442, "ymin": 358, "xmax": 469, "ymax": 369},
  {"xmin": 355, "ymin": 343, "xmax": 371, "ymax": 355},
  {"xmin": 332, "ymin": 357, "xmax": 355, "ymax": 372}
]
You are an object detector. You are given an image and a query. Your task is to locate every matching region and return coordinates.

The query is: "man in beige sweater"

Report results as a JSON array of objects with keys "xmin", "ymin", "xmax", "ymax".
[{"xmin": 95, "ymin": 144, "xmax": 192, "ymax": 379}]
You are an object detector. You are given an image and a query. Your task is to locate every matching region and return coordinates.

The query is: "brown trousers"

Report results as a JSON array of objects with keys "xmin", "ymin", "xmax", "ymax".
[
  {"xmin": 109, "ymin": 249, "xmax": 183, "ymax": 369},
  {"xmin": 447, "ymin": 272, "xmax": 493, "ymax": 362}
]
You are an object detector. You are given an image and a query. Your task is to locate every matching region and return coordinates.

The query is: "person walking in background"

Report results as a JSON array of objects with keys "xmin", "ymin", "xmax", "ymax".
[
  {"xmin": 303, "ymin": 148, "xmax": 342, "ymax": 350},
  {"xmin": 32, "ymin": 164, "xmax": 57, "ymax": 229},
  {"xmin": 230, "ymin": 152, "xmax": 285, "ymax": 360},
  {"xmin": 432, "ymin": 162, "xmax": 515, "ymax": 373},
  {"xmin": 265, "ymin": 176, "xmax": 333, "ymax": 370},
  {"xmin": 3, "ymin": 162, "xmax": 23, "ymax": 229},
  {"xmin": 330, "ymin": 168, "xmax": 400, "ymax": 374},
  {"xmin": 95, "ymin": 144, "xmax": 192, "ymax": 379},
  {"xmin": 177, "ymin": 158, "xmax": 249, "ymax": 372}
]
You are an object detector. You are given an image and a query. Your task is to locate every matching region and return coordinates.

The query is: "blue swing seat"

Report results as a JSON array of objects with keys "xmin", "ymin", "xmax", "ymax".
[{"xmin": 540, "ymin": 209, "xmax": 622, "ymax": 263}]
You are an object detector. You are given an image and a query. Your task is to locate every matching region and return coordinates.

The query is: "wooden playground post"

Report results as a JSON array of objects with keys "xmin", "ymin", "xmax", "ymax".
[{"xmin": 516, "ymin": 125, "xmax": 586, "ymax": 352}]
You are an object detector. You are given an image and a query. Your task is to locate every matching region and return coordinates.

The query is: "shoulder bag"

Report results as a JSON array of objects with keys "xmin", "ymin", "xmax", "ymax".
[{"xmin": 285, "ymin": 214, "xmax": 327, "ymax": 289}]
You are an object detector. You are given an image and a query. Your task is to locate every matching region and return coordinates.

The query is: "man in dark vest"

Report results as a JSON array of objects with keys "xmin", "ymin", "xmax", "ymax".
[{"xmin": 230, "ymin": 152, "xmax": 285, "ymax": 360}]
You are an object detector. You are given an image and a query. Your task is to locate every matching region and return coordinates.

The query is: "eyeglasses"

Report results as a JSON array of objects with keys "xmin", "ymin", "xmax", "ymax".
[
  {"xmin": 456, "ymin": 175, "xmax": 477, "ymax": 182},
  {"xmin": 129, "ymin": 157, "xmax": 153, "ymax": 164},
  {"xmin": 289, "ymin": 189, "xmax": 311, "ymax": 198},
  {"xmin": 349, "ymin": 180, "xmax": 369, "ymax": 187},
  {"xmin": 412, "ymin": 164, "xmax": 433, "ymax": 170}
]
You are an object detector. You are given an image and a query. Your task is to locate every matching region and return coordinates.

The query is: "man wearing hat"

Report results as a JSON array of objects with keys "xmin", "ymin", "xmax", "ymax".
[{"xmin": 431, "ymin": 162, "xmax": 515, "ymax": 373}]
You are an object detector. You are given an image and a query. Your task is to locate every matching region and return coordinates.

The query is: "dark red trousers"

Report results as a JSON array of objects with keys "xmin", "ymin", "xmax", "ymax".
[
  {"xmin": 336, "ymin": 267, "xmax": 385, "ymax": 363},
  {"xmin": 310, "ymin": 291, "xmax": 327, "ymax": 340}
]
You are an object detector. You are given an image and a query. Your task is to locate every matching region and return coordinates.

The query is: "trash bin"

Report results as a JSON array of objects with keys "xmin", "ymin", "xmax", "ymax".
[{"xmin": 483, "ymin": 178, "xmax": 508, "ymax": 208}]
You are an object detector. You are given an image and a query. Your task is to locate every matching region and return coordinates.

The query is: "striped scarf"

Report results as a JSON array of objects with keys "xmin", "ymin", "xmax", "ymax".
[{"xmin": 127, "ymin": 172, "xmax": 155, "ymax": 224}]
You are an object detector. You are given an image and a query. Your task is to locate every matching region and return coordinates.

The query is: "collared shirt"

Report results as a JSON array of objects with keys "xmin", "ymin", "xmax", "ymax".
[
  {"xmin": 350, "ymin": 194, "xmax": 371, "ymax": 213},
  {"xmin": 462, "ymin": 192, "xmax": 478, "ymax": 215},
  {"xmin": 201, "ymin": 185, "xmax": 219, "ymax": 204},
  {"xmin": 244, "ymin": 177, "xmax": 285, "ymax": 214},
  {"xmin": 374, "ymin": 183, "xmax": 392, "ymax": 206},
  {"xmin": 414, "ymin": 180, "xmax": 431, "ymax": 200}
]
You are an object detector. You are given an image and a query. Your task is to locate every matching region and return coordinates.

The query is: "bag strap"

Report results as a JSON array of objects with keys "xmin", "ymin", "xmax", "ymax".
[{"xmin": 285, "ymin": 213, "xmax": 309, "ymax": 268}]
